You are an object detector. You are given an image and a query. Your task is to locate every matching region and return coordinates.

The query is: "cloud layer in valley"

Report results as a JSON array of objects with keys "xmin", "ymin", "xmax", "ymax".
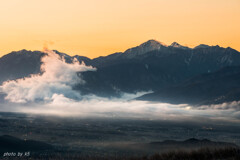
[{"xmin": 0, "ymin": 50, "xmax": 239, "ymax": 123}]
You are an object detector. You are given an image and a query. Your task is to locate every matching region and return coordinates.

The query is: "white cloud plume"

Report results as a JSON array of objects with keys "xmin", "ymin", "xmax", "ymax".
[{"xmin": 0, "ymin": 49, "xmax": 96, "ymax": 103}]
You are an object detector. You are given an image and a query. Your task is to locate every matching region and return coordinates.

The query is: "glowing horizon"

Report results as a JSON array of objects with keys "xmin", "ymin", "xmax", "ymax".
[{"xmin": 0, "ymin": 0, "xmax": 239, "ymax": 58}]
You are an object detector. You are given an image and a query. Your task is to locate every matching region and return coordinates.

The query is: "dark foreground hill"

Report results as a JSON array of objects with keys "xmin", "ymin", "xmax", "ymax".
[
  {"xmin": 106, "ymin": 138, "xmax": 238, "ymax": 155},
  {"xmin": 0, "ymin": 136, "xmax": 239, "ymax": 160},
  {"xmin": 4, "ymin": 148, "xmax": 239, "ymax": 160},
  {"xmin": 0, "ymin": 135, "xmax": 53, "ymax": 154}
]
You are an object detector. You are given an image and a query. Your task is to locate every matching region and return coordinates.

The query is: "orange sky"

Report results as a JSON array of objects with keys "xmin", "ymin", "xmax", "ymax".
[{"xmin": 0, "ymin": 0, "xmax": 239, "ymax": 58}]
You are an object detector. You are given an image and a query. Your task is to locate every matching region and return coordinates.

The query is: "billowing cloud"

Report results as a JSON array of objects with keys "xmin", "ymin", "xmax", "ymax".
[{"xmin": 0, "ymin": 49, "xmax": 96, "ymax": 103}]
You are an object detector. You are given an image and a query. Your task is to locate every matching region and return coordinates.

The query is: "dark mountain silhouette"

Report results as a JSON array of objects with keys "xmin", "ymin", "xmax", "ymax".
[
  {"xmin": 0, "ymin": 135, "xmax": 53, "ymax": 154},
  {"xmin": 0, "ymin": 40, "xmax": 240, "ymax": 105},
  {"xmin": 0, "ymin": 50, "xmax": 43, "ymax": 84},
  {"xmin": 108, "ymin": 138, "xmax": 238, "ymax": 154},
  {"xmin": 148, "ymin": 138, "xmax": 238, "ymax": 148}
]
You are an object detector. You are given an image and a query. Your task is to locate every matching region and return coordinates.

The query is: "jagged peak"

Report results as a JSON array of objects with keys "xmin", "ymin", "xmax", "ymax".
[
  {"xmin": 170, "ymin": 42, "xmax": 188, "ymax": 49},
  {"xmin": 140, "ymin": 39, "xmax": 168, "ymax": 47},
  {"xmin": 194, "ymin": 44, "xmax": 210, "ymax": 49},
  {"xmin": 124, "ymin": 39, "xmax": 167, "ymax": 56},
  {"xmin": 12, "ymin": 49, "xmax": 32, "ymax": 54}
]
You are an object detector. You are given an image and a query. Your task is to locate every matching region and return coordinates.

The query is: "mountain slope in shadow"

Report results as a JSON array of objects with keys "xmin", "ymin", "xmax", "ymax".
[{"xmin": 138, "ymin": 65, "xmax": 240, "ymax": 105}]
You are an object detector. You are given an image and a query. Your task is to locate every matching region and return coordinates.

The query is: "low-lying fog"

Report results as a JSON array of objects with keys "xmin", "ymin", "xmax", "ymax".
[{"xmin": 0, "ymin": 49, "xmax": 240, "ymax": 123}]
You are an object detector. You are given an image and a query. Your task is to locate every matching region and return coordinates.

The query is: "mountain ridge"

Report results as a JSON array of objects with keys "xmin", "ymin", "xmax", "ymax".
[
  {"xmin": 2, "ymin": 39, "xmax": 238, "ymax": 59},
  {"xmin": 0, "ymin": 40, "xmax": 240, "ymax": 105}
]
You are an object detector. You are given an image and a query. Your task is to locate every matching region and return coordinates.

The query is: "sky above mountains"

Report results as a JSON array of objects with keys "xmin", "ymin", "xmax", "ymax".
[{"xmin": 0, "ymin": 0, "xmax": 239, "ymax": 58}]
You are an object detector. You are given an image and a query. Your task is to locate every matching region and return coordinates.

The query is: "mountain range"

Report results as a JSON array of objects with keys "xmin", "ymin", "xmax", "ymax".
[{"xmin": 1, "ymin": 39, "xmax": 240, "ymax": 105}]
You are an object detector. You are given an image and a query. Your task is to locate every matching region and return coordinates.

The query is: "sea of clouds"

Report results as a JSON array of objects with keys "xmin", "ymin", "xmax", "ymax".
[{"xmin": 0, "ymin": 50, "xmax": 239, "ymax": 122}]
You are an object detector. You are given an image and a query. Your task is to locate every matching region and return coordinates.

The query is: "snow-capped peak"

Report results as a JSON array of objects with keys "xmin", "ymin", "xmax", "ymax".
[
  {"xmin": 170, "ymin": 42, "xmax": 188, "ymax": 49},
  {"xmin": 140, "ymin": 39, "xmax": 168, "ymax": 48},
  {"xmin": 124, "ymin": 39, "xmax": 167, "ymax": 56}
]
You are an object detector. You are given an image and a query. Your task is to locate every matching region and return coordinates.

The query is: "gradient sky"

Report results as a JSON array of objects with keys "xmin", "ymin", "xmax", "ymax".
[{"xmin": 0, "ymin": 0, "xmax": 239, "ymax": 58}]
